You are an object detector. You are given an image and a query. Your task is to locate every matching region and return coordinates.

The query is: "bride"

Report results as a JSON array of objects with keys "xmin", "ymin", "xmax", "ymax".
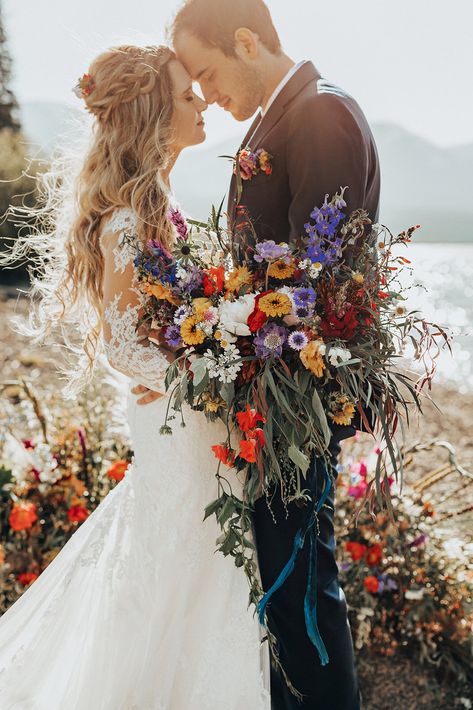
[{"xmin": 0, "ymin": 44, "xmax": 270, "ymax": 709}]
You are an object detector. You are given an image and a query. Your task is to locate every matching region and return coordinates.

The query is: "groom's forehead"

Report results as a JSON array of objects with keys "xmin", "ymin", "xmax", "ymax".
[{"xmin": 174, "ymin": 31, "xmax": 222, "ymax": 77}]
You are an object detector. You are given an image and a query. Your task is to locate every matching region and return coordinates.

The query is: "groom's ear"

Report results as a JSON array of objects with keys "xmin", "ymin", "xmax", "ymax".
[{"xmin": 234, "ymin": 28, "xmax": 260, "ymax": 61}]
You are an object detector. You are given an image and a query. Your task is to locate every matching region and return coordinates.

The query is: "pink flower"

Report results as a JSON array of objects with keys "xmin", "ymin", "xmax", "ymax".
[{"xmin": 348, "ymin": 480, "xmax": 368, "ymax": 499}]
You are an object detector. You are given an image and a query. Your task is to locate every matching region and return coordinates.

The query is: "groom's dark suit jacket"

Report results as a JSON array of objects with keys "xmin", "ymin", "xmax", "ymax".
[
  {"xmin": 226, "ymin": 62, "xmax": 380, "ymax": 710},
  {"xmin": 228, "ymin": 61, "xmax": 380, "ymax": 245}
]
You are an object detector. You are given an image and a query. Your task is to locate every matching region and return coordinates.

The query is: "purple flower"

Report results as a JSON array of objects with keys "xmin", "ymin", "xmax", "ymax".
[
  {"xmin": 178, "ymin": 265, "xmax": 203, "ymax": 294},
  {"xmin": 164, "ymin": 325, "xmax": 182, "ymax": 349},
  {"xmin": 254, "ymin": 240, "xmax": 290, "ymax": 263},
  {"xmin": 377, "ymin": 574, "xmax": 398, "ymax": 594},
  {"xmin": 254, "ymin": 323, "xmax": 288, "ymax": 359},
  {"xmin": 288, "ymin": 331, "xmax": 309, "ymax": 351},
  {"xmin": 304, "ymin": 222, "xmax": 318, "ymax": 238},
  {"xmin": 294, "ymin": 305, "xmax": 314, "ymax": 319},
  {"xmin": 407, "ymin": 534, "xmax": 428, "ymax": 548},
  {"xmin": 168, "ymin": 207, "xmax": 189, "ymax": 240},
  {"xmin": 147, "ymin": 239, "xmax": 173, "ymax": 260},
  {"xmin": 293, "ymin": 287, "xmax": 316, "ymax": 308}
]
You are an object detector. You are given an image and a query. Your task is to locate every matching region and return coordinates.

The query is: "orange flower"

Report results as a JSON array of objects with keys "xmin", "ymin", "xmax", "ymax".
[
  {"xmin": 9, "ymin": 501, "xmax": 38, "ymax": 532},
  {"xmin": 366, "ymin": 543, "xmax": 383, "ymax": 567},
  {"xmin": 0, "ymin": 544, "xmax": 5, "ymax": 565},
  {"xmin": 364, "ymin": 575, "xmax": 379, "ymax": 593},
  {"xmin": 17, "ymin": 572, "xmax": 38, "ymax": 587},
  {"xmin": 106, "ymin": 460, "xmax": 129, "ymax": 482},
  {"xmin": 236, "ymin": 404, "xmax": 266, "ymax": 432},
  {"xmin": 225, "ymin": 266, "xmax": 253, "ymax": 293},
  {"xmin": 239, "ymin": 439, "xmax": 258, "ymax": 463},
  {"xmin": 211, "ymin": 444, "xmax": 236, "ymax": 468},
  {"xmin": 67, "ymin": 504, "xmax": 89, "ymax": 524},
  {"xmin": 143, "ymin": 281, "xmax": 179, "ymax": 305},
  {"xmin": 300, "ymin": 340, "xmax": 326, "ymax": 378},
  {"xmin": 345, "ymin": 541, "xmax": 367, "ymax": 562}
]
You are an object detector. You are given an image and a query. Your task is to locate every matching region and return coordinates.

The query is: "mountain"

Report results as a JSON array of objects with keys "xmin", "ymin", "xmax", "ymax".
[
  {"xmin": 20, "ymin": 101, "xmax": 83, "ymax": 157},
  {"xmin": 19, "ymin": 101, "xmax": 473, "ymax": 242}
]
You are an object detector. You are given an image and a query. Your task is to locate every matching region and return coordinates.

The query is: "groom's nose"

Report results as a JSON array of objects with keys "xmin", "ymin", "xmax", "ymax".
[{"xmin": 200, "ymin": 82, "xmax": 218, "ymax": 105}]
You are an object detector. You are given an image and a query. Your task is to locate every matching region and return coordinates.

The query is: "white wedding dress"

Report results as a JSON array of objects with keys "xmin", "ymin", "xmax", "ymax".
[{"xmin": 0, "ymin": 208, "xmax": 270, "ymax": 709}]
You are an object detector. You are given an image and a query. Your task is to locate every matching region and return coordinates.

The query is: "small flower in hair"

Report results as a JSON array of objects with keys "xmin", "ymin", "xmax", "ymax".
[{"xmin": 72, "ymin": 73, "xmax": 95, "ymax": 99}]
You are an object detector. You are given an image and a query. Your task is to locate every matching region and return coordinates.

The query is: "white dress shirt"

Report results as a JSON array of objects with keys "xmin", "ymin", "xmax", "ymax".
[{"xmin": 261, "ymin": 60, "xmax": 308, "ymax": 116}]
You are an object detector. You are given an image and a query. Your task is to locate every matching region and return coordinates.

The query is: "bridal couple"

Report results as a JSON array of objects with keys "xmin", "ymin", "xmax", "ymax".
[{"xmin": 0, "ymin": 0, "xmax": 380, "ymax": 707}]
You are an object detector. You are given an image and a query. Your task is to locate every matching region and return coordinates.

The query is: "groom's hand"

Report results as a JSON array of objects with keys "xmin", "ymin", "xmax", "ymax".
[{"xmin": 131, "ymin": 384, "xmax": 164, "ymax": 405}]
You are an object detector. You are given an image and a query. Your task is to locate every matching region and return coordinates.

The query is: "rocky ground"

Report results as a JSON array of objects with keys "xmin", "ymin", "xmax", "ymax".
[{"xmin": 1, "ymin": 289, "xmax": 472, "ymax": 708}]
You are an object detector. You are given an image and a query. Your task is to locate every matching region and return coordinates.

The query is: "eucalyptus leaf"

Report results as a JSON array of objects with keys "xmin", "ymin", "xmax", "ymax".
[
  {"xmin": 287, "ymin": 444, "xmax": 310, "ymax": 478},
  {"xmin": 311, "ymin": 388, "xmax": 331, "ymax": 448},
  {"xmin": 190, "ymin": 358, "xmax": 209, "ymax": 388}
]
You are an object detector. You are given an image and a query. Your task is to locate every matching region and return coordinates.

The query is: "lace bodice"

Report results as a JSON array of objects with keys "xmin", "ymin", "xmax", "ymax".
[{"xmin": 100, "ymin": 207, "xmax": 170, "ymax": 393}]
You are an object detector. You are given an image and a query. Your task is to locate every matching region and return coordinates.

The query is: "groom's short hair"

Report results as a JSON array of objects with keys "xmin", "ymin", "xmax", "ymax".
[{"xmin": 171, "ymin": 0, "xmax": 282, "ymax": 56}]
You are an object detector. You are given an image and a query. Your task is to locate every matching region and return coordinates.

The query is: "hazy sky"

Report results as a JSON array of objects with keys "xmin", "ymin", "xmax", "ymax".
[{"xmin": 3, "ymin": 0, "xmax": 473, "ymax": 147}]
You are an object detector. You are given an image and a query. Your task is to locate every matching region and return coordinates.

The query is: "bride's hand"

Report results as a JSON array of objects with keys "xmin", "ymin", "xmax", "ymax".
[{"xmin": 131, "ymin": 384, "xmax": 164, "ymax": 405}]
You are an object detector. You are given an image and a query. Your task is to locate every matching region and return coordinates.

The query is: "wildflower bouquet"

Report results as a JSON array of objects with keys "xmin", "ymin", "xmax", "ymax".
[{"xmin": 128, "ymin": 189, "xmax": 448, "ymax": 612}]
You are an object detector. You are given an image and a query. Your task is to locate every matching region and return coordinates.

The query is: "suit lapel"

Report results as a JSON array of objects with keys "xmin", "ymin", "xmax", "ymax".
[
  {"xmin": 248, "ymin": 61, "xmax": 322, "ymax": 150},
  {"xmin": 239, "ymin": 110, "xmax": 263, "ymax": 150}
]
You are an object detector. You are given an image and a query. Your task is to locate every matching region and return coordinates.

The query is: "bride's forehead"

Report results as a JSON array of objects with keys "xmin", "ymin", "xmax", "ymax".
[{"xmin": 168, "ymin": 60, "xmax": 192, "ymax": 90}]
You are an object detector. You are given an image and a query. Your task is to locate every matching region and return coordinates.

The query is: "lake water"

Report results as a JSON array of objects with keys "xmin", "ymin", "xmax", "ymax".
[{"xmin": 397, "ymin": 244, "xmax": 473, "ymax": 392}]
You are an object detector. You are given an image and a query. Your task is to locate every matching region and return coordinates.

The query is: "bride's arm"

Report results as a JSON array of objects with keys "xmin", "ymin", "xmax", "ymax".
[{"xmin": 100, "ymin": 217, "xmax": 172, "ymax": 394}]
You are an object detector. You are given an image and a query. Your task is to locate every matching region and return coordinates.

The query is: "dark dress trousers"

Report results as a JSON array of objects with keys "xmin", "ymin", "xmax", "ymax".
[{"xmin": 227, "ymin": 62, "xmax": 380, "ymax": 709}]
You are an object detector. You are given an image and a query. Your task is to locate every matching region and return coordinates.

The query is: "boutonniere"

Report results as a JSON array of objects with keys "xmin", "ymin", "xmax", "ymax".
[
  {"xmin": 221, "ymin": 146, "xmax": 273, "ymax": 204},
  {"xmin": 236, "ymin": 147, "xmax": 273, "ymax": 181}
]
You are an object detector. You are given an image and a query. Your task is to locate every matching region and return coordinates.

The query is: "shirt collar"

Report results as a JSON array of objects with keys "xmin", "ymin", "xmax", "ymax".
[{"xmin": 261, "ymin": 60, "xmax": 308, "ymax": 117}]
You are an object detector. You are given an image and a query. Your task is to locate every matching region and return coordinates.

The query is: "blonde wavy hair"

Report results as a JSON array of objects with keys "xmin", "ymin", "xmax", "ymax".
[{"xmin": 3, "ymin": 44, "xmax": 177, "ymax": 396}]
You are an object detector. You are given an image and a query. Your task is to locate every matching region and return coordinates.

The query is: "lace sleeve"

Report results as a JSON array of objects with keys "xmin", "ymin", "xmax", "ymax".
[{"xmin": 100, "ymin": 208, "xmax": 170, "ymax": 393}]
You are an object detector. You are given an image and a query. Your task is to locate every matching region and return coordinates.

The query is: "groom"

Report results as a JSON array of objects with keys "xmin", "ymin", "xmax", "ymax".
[
  {"xmin": 170, "ymin": 2, "xmax": 380, "ymax": 709},
  {"xmin": 139, "ymin": 1, "xmax": 380, "ymax": 707}
]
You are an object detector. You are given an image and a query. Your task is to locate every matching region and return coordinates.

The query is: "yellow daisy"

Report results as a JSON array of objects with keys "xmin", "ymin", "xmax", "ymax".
[
  {"xmin": 300, "ymin": 340, "xmax": 326, "ymax": 378},
  {"xmin": 180, "ymin": 316, "xmax": 206, "ymax": 345},
  {"xmin": 225, "ymin": 266, "xmax": 253, "ymax": 292},
  {"xmin": 258, "ymin": 292, "xmax": 292, "ymax": 317},
  {"xmin": 267, "ymin": 260, "xmax": 296, "ymax": 280},
  {"xmin": 330, "ymin": 396, "xmax": 356, "ymax": 425}
]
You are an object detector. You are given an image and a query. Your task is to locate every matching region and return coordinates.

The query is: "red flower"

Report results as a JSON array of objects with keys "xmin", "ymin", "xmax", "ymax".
[
  {"xmin": 345, "ymin": 541, "xmax": 367, "ymax": 561},
  {"xmin": 236, "ymin": 404, "xmax": 266, "ymax": 432},
  {"xmin": 248, "ymin": 428, "xmax": 266, "ymax": 448},
  {"xmin": 211, "ymin": 444, "xmax": 236, "ymax": 467},
  {"xmin": 364, "ymin": 575, "xmax": 379, "ymax": 593},
  {"xmin": 106, "ymin": 460, "xmax": 129, "ymax": 482},
  {"xmin": 320, "ymin": 305, "xmax": 358, "ymax": 341},
  {"xmin": 22, "ymin": 439, "xmax": 35, "ymax": 450},
  {"xmin": 366, "ymin": 544, "xmax": 383, "ymax": 567},
  {"xmin": 239, "ymin": 439, "xmax": 258, "ymax": 463},
  {"xmin": 377, "ymin": 291, "xmax": 390, "ymax": 300},
  {"xmin": 9, "ymin": 502, "xmax": 38, "ymax": 532},
  {"xmin": 67, "ymin": 504, "xmax": 89, "ymax": 524},
  {"xmin": 203, "ymin": 266, "xmax": 225, "ymax": 296},
  {"xmin": 17, "ymin": 572, "xmax": 38, "ymax": 587},
  {"xmin": 247, "ymin": 291, "xmax": 272, "ymax": 333}
]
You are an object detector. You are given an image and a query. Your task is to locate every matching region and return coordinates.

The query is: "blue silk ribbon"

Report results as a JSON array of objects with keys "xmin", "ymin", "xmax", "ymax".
[{"xmin": 257, "ymin": 459, "xmax": 332, "ymax": 666}]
